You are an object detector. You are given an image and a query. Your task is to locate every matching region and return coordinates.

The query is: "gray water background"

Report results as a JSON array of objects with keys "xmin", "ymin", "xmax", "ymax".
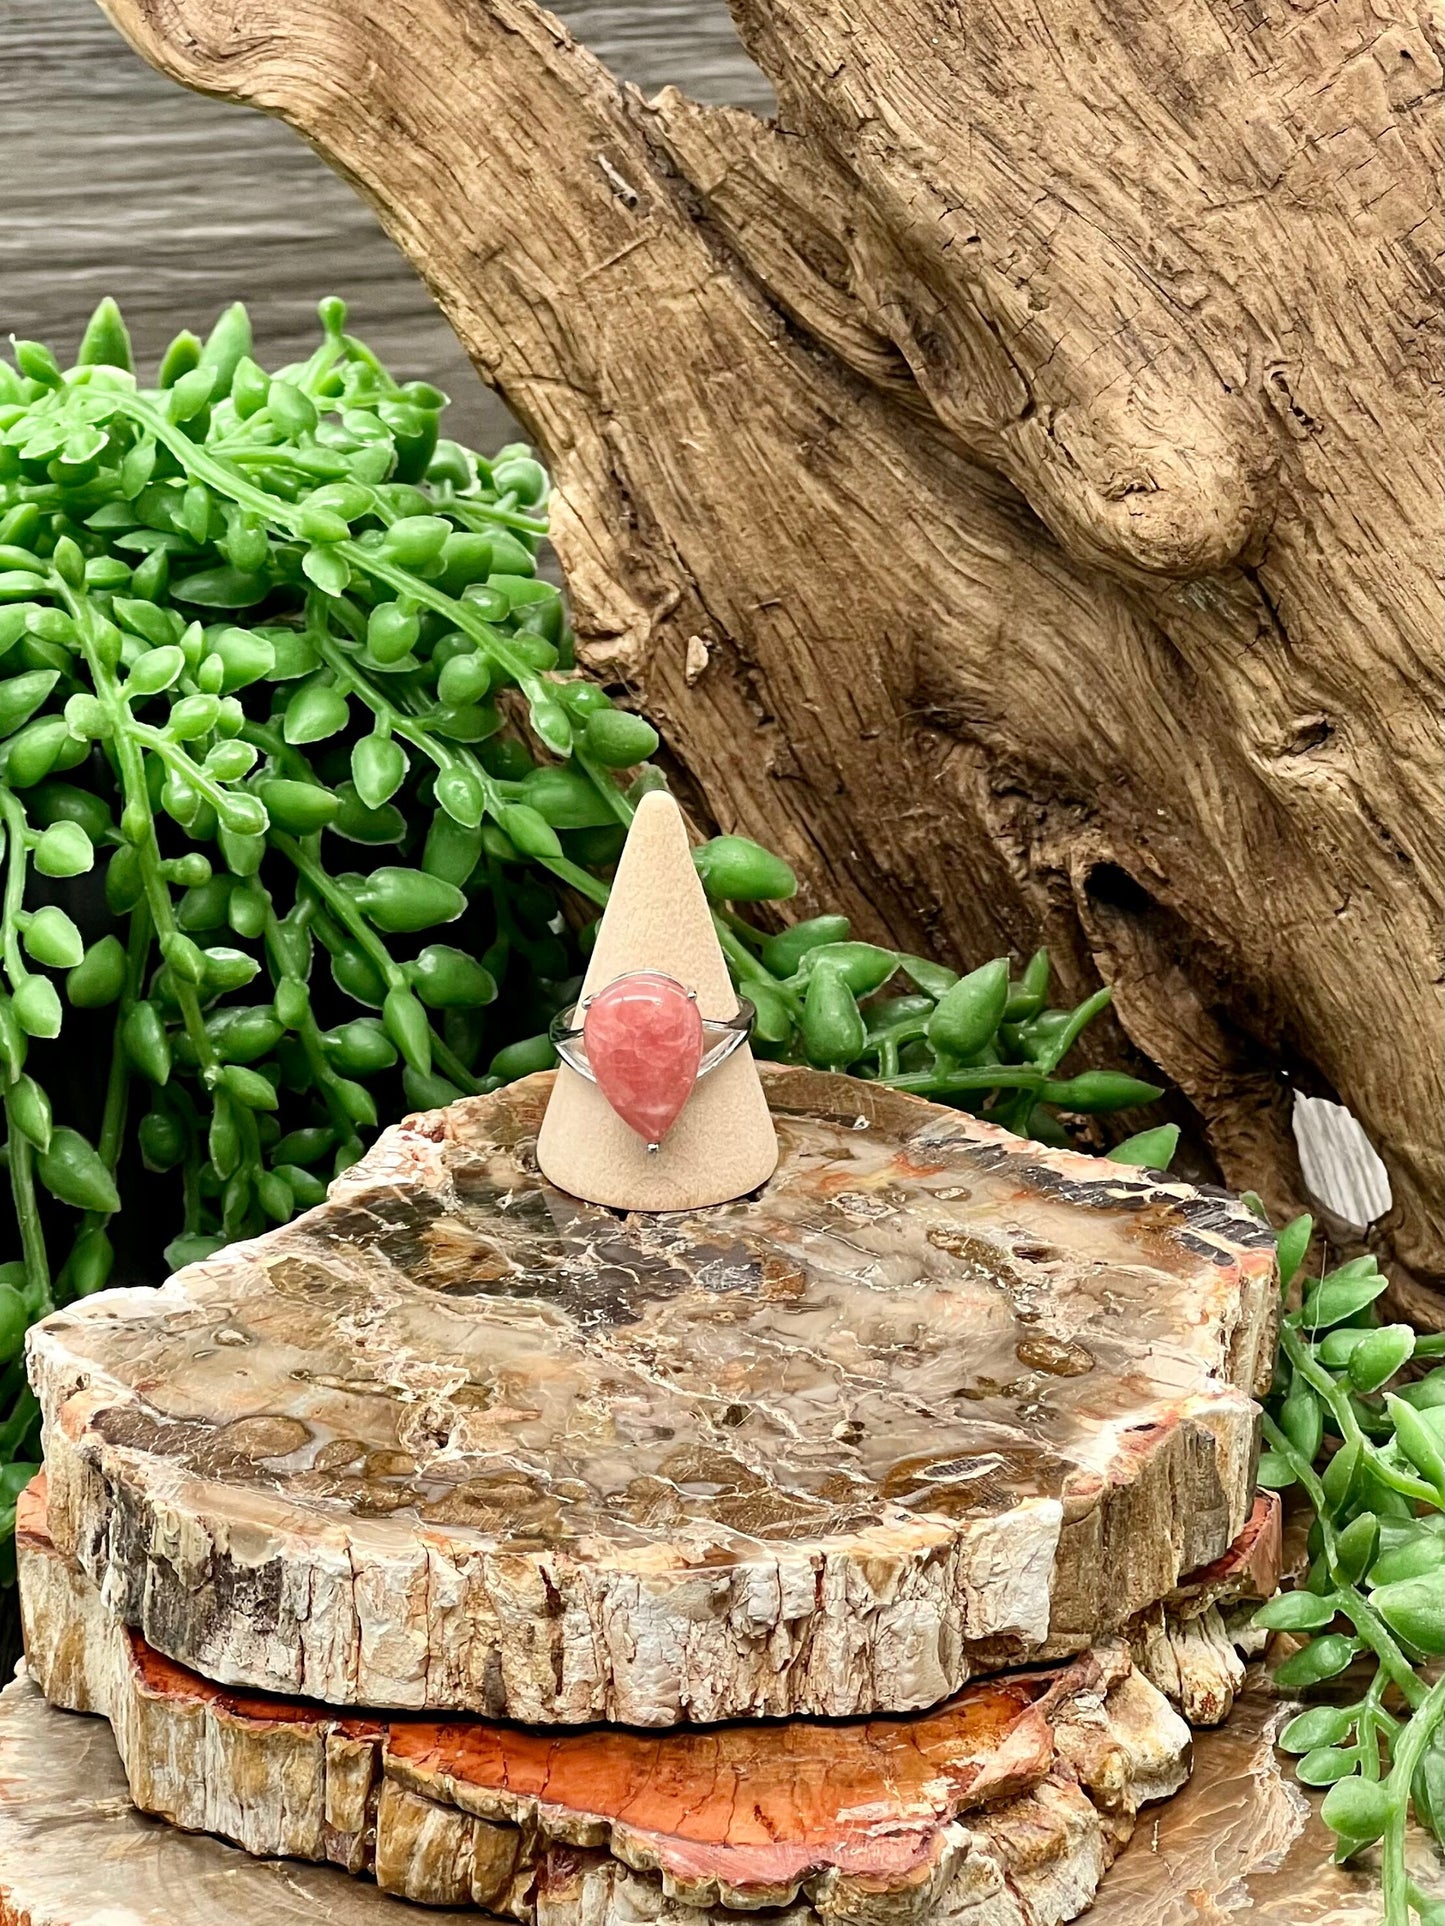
[{"xmin": 0, "ymin": 0, "xmax": 772, "ymax": 446}]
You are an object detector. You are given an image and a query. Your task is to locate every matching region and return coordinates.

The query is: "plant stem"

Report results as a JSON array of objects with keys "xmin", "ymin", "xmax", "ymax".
[
  {"xmin": 882, "ymin": 1064, "xmax": 1045, "ymax": 1098},
  {"xmin": 0, "ymin": 1387, "xmax": 37, "ymax": 1459},
  {"xmin": 261, "ymin": 907, "xmax": 364, "ymax": 1151},
  {"xmin": 1356, "ymin": 1666, "xmax": 1390, "ymax": 1782},
  {"xmin": 1382, "ymin": 1676, "xmax": 1445, "ymax": 1926},
  {"xmin": 442, "ymin": 496, "xmax": 549, "ymax": 538},
  {"xmin": 0, "ymin": 793, "xmax": 49, "ymax": 1307},
  {"xmin": 273, "ymin": 830, "xmax": 397, "ymax": 982},
  {"xmin": 3, "ymin": 1114, "xmax": 48, "ymax": 1313},
  {"xmin": 271, "ymin": 833, "xmax": 481, "ymax": 1097},
  {"xmin": 1261, "ymin": 1411, "xmax": 1428, "ymax": 1711},
  {"xmin": 716, "ymin": 917, "xmax": 786, "ymax": 996},
  {"xmin": 58, "ymin": 590, "xmax": 218, "ymax": 1066},
  {"xmin": 573, "ymin": 749, "xmax": 635, "ymax": 830},
  {"xmin": 57, "ymin": 575, "xmax": 268, "ymax": 1209},
  {"xmin": 101, "ymin": 395, "xmax": 550, "ymax": 725},
  {"xmin": 1034, "ymin": 985, "xmax": 1112, "ymax": 1073},
  {"xmin": 315, "ymin": 634, "xmax": 611, "ymax": 924},
  {"xmin": 57, "ymin": 899, "xmax": 154, "ymax": 1304},
  {"xmin": 99, "ymin": 901, "xmax": 152, "ymax": 1173},
  {"xmin": 0, "ymin": 789, "xmax": 35, "ymax": 995}
]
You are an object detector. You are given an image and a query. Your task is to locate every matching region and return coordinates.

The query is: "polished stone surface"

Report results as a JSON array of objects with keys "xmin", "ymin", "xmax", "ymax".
[
  {"xmin": 581, "ymin": 971, "xmax": 703, "ymax": 1145},
  {"xmin": 37, "ymin": 1070, "xmax": 1272, "ymax": 1561},
  {"xmin": 30, "ymin": 1067, "xmax": 1276, "ymax": 1721}
]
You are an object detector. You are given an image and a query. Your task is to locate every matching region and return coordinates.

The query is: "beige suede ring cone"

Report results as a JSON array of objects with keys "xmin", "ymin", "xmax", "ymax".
[{"xmin": 536, "ymin": 791, "xmax": 778, "ymax": 1208}]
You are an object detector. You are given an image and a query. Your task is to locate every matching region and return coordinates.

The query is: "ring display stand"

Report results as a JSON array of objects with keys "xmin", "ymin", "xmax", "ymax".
[{"xmin": 535, "ymin": 792, "xmax": 778, "ymax": 1209}]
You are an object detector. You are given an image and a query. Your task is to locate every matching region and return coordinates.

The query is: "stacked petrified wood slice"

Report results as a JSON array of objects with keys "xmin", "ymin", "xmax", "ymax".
[{"xmin": 17, "ymin": 1066, "xmax": 1282, "ymax": 1924}]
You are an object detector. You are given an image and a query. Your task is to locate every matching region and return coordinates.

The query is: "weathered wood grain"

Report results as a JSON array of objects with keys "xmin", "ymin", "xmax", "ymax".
[
  {"xmin": 30, "ymin": 1067, "xmax": 1276, "ymax": 1726},
  {"xmin": 19, "ymin": 1474, "xmax": 1192, "ymax": 1919}
]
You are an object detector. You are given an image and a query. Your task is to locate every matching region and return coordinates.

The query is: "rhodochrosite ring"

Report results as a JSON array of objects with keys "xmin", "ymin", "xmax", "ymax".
[{"xmin": 549, "ymin": 971, "xmax": 754, "ymax": 1151}]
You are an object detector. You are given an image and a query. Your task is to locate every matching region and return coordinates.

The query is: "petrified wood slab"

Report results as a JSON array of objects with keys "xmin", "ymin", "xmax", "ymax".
[
  {"xmin": 29, "ymin": 1066, "xmax": 1277, "ymax": 1725},
  {"xmin": 17, "ymin": 1476, "xmax": 1190, "ymax": 1919},
  {"xmin": 0, "ymin": 1664, "xmax": 1413, "ymax": 1926}
]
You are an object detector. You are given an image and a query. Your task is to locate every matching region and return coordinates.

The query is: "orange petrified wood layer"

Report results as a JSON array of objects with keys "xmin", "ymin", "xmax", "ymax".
[
  {"xmin": 381, "ymin": 1675, "xmax": 1052, "ymax": 1895},
  {"xmin": 17, "ymin": 1475, "xmax": 1193, "ymax": 1918},
  {"xmin": 1174, "ymin": 1491, "xmax": 1282, "ymax": 1604}
]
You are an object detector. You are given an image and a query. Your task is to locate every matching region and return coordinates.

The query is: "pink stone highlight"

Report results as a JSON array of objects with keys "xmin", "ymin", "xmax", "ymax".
[{"xmin": 583, "ymin": 971, "xmax": 704, "ymax": 1146}]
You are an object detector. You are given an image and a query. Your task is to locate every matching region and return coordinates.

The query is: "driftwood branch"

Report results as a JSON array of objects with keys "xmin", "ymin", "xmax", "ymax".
[{"xmin": 96, "ymin": 0, "xmax": 1445, "ymax": 1320}]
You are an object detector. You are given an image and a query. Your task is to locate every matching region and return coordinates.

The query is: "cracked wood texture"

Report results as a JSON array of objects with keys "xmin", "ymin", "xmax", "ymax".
[
  {"xmin": 18, "ymin": 1476, "xmax": 1192, "ymax": 1920},
  {"xmin": 30, "ymin": 1068, "xmax": 1276, "ymax": 1726},
  {"xmin": 93, "ymin": 0, "xmax": 1444, "ymax": 1328}
]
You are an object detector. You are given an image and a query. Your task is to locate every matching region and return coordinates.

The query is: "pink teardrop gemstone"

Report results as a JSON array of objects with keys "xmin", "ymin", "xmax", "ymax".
[{"xmin": 583, "ymin": 971, "xmax": 704, "ymax": 1146}]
